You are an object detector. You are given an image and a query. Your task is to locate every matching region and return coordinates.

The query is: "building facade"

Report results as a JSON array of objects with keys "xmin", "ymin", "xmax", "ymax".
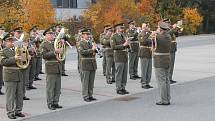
[{"xmin": 52, "ymin": 0, "xmax": 96, "ymax": 20}]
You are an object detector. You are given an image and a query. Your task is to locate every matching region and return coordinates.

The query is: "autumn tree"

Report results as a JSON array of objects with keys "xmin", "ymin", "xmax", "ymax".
[
  {"xmin": 183, "ymin": 8, "xmax": 203, "ymax": 34},
  {"xmin": 0, "ymin": 0, "xmax": 55, "ymax": 31},
  {"xmin": 138, "ymin": 0, "xmax": 160, "ymax": 29},
  {"xmin": 83, "ymin": 0, "xmax": 141, "ymax": 41}
]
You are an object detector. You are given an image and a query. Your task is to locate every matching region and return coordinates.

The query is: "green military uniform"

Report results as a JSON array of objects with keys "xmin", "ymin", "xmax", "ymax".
[
  {"xmin": 154, "ymin": 22, "xmax": 171, "ymax": 105},
  {"xmin": 100, "ymin": 32, "xmax": 106, "ymax": 76},
  {"xmin": 138, "ymin": 30, "xmax": 153, "ymax": 88},
  {"xmin": 127, "ymin": 21, "xmax": 140, "ymax": 79},
  {"xmin": 41, "ymin": 28, "xmax": 62, "ymax": 110},
  {"xmin": 102, "ymin": 27, "xmax": 115, "ymax": 84},
  {"xmin": 169, "ymin": 31, "xmax": 177, "ymax": 83},
  {"xmin": 111, "ymin": 23, "xmax": 129, "ymax": 95},
  {"xmin": 34, "ymin": 38, "xmax": 43, "ymax": 80},
  {"xmin": 79, "ymin": 28, "xmax": 97, "ymax": 102},
  {"xmin": 0, "ymin": 33, "xmax": 24, "ymax": 119},
  {"xmin": 26, "ymin": 37, "xmax": 37, "ymax": 89}
]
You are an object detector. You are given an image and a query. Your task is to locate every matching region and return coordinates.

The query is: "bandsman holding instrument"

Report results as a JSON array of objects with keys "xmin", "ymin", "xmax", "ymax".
[
  {"xmin": 111, "ymin": 23, "xmax": 130, "ymax": 95},
  {"xmin": 100, "ymin": 25, "xmax": 111, "ymax": 76},
  {"xmin": 0, "ymin": 33, "xmax": 27, "ymax": 119},
  {"xmin": 26, "ymin": 26, "xmax": 38, "ymax": 90},
  {"xmin": 41, "ymin": 27, "xmax": 63, "ymax": 110},
  {"xmin": 78, "ymin": 28, "xmax": 97, "ymax": 102},
  {"xmin": 163, "ymin": 18, "xmax": 182, "ymax": 84},
  {"xmin": 102, "ymin": 26, "xmax": 115, "ymax": 84},
  {"xmin": 153, "ymin": 22, "xmax": 177, "ymax": 105},
  {"xmin": 127, "ymin": 20, "xmax": 141, "ymax": 80},
  {"xmin": 138, "ymin": 23, "xmax": 153, "ymax": 89},
  {"xmin": 54, "ymin": 24, "xmax": 68, "ymax": 76}
]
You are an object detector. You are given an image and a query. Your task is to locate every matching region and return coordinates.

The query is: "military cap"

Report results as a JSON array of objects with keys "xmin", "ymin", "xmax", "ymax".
[
  {"xmin": 3, "ymin": 33, "xmax": 13, "ymax": 41},
  {"xmin": 159, "ymin": 22, "xmax": 170, "ymax": 30},
  {"xmin": 106, "ymin": 26, "xmax": 113, "ymax": 31},
  {"xmin": 29, "ymin": 25, "xmax": 38, "ymax": 32},
  {"xmin": 163, "ymin": 18, "xmax": 170, "ymax": 23},
  {"xmin": 128, "ymin": 20, "xmax": 135, "ymax": 25},
  {"xmin": 43, "ymin": 27, "xmax": 54, "ymax": 36},
  {"xmin": 0, "ymin": 25, "xmax": 5, "ymax": 30},
  {"xmin": 55, "ymin": 23, "xmax": 63, "ymax": 28},
  {"xmin": 114, "ymin": 22, "xmax": 125, "ymax": 28},
  {"xmin": 104, "ymin": 24, "xmax": 111, "ymax": 29},
  {"xmin": 14, "ymin": 27, "xmax": 23, "ymax": 32},
  {"xmin": 80, "ymin": 28, "xmax": 91, "ymax": 34}
]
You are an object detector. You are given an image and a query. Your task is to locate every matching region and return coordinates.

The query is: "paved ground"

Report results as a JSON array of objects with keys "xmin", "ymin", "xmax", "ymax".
[
  {"xmin": 0, "ymin": 34, "xmax": 214, "ymax": 121},
  {"xmin": 22, "ymin": 76, "xmax": 215, "ymax": 121}
]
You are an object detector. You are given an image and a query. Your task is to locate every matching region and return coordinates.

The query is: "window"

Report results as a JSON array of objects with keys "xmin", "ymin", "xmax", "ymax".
[
  {"xmin": 57, "ymin": 0, "xmax": 62, "ymax": 8},
  {"xmin": 55, "ymin": 0, "xmax": 77, "ymax": 8},
  {"xmin": 70, "ymin": 0, "xmax": 77, "ymax": 8},
  {"xmin": 63, "ymin": 0, "xmax": 69, "ymax": 8}
]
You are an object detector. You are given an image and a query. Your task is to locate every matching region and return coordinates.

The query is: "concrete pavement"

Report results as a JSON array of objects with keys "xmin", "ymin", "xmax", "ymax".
[{"xmin": 0, "ymin": 34, "xmax": 214, "ymax": 121}]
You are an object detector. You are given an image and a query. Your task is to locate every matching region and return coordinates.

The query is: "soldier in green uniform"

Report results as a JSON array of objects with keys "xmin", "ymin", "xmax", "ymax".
[
  {"xmin": 138, "ymin": 23, "xmax": 153, "ymax": 89},
  {"xmin": 127, "ymin": 20, "xmax": 141, "ymax": 80},
  {"xmin": 78, "ymin": 28, "xmax": 97, "ymax": 102},
  {"xmin": 100, "ymin": 25, "xmax": 110, "ymax": 76},
  {"xmin": 154, "ymin": 22, "xmax": 177, "ymax": 105},
  {"xmin": 41, "ymin": 27, "xmax": 63, "ymax": 110},
  {"xmin": 163, "ymin": 18, "xmax": 177, "ymax": 84},
  {"xmin": 1, "ymin": 33, "xmax": 25, "ymax": 119},
  {"xmin": 54, "ymin": 24, "xmax": 68, "ymax": 76},
  {"xmin": 102, "ymin": 27, "xmax": 115, "ymax": 84},
  {"xmin": 0, "ymin": 25, "xmax": 5, "ymax": 95},
  {"xmin": 26, "ymin": 26, "xmax": 38, "ymax": 90},
  {"xmin": 111, "ymin": 23, "xmax": 129, "ymax": 95}
]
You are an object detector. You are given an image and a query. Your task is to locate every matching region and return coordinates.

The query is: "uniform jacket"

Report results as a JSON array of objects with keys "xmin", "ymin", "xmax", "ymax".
[
  {"xmin": 41, "ymin": 40, "xmax": 62, "ymax": 74},
  {"xmin": 0, "ymin": 48, "xmax": 21, "ymax": 82},
  {"xmin": 79, "ymin": 40, "xmax": 97, "ymax": 71},
  {"xmin": 153, "ymin": 32, "xmax": 171, "ymax": 69},
  {"xmin": 111, "ymin": 33, "xmax": 128, "ymax": 63},
  {"xmin": 138, "ymin": 31, "xmax": 152, "ymax": 58},
  {"xmin": 102, "ymin": 35, "xmax": 114, "ymax": 57},
  {"xmin": 127, "ymin": 28, "xmax": 139, "ymax": 52}
]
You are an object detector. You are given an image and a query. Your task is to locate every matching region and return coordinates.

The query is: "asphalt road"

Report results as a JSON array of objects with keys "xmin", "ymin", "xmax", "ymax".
[
  {"xmin": 21, "ymin": 34, "xmax": 215, "ymax": 121},
  {"xmin": 22, "ymin": 76, "xmax": 215, "ymax": 121}
]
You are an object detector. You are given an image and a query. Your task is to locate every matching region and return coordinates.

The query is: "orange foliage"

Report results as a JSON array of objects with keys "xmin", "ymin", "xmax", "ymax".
[
  {"xmin": 0, "ymin": 0, "xmax": 55, "ymax": 31},
  {"xmin": 138, "ymin": 0, "xmax": 160, "ymax": 29},
  {"xmin": 183, "ymin": 8, "xmax": 203, "ymax": 34},
  {"xmin": 84, "ymin": 0, "xmax": 141, "ymax": 38}
]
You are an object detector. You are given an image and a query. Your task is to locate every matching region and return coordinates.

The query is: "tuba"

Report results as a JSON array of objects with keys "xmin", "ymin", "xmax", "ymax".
[
  {"xmin": 54, "ymin": 28, "xmax": 66, "ymax": 61},
  {"xmin": 15, "ymin": 33, "xmax": 30, "ymax": 69}
]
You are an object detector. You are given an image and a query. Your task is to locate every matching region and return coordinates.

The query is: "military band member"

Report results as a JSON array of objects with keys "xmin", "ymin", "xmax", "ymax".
[
  {"xmin": 0, "ymin": 25, "xmax": 5, "ymax": 95},
  {"xmin": 79, "ymin": 28, "xmax": 97, "ymax": 102},
  {"xmin": 111, "ymin": 23, "xmax": 129, "ymax": 95},
  {"xmin": 127, "ymin": 20, "xmax": 141, "ymax": 80},
  {"xmin": 1, "ymin": 33, "xmax": 25, "ymax": 119},
  {"xmin": 138, "ymin": 23, "xmax": 153, "ymax": 89},
  {"xmin": 26, "ymin": 26, "xmax": 38, "ymax": 90},
  {"xmin": 100, "ymin": 25, "xmax": 110, "ymax": 76},
  {"xmin": 154, "ymin": 22, "xmax": 177, "ymax": 105},
  {"xmin": 54, "ymin": 24, "xmax": 68, "ymax": 76},
  {"xmin": 102, "ymin": 27, "xmax": 115, "ymax": 84},
  {"xmin": 41, "ymin": 28, "xmax": 63, "ymax": 110},
  {"xmin": 163, "ymin": 19, "xmax": 177, "ymax": 84}
]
